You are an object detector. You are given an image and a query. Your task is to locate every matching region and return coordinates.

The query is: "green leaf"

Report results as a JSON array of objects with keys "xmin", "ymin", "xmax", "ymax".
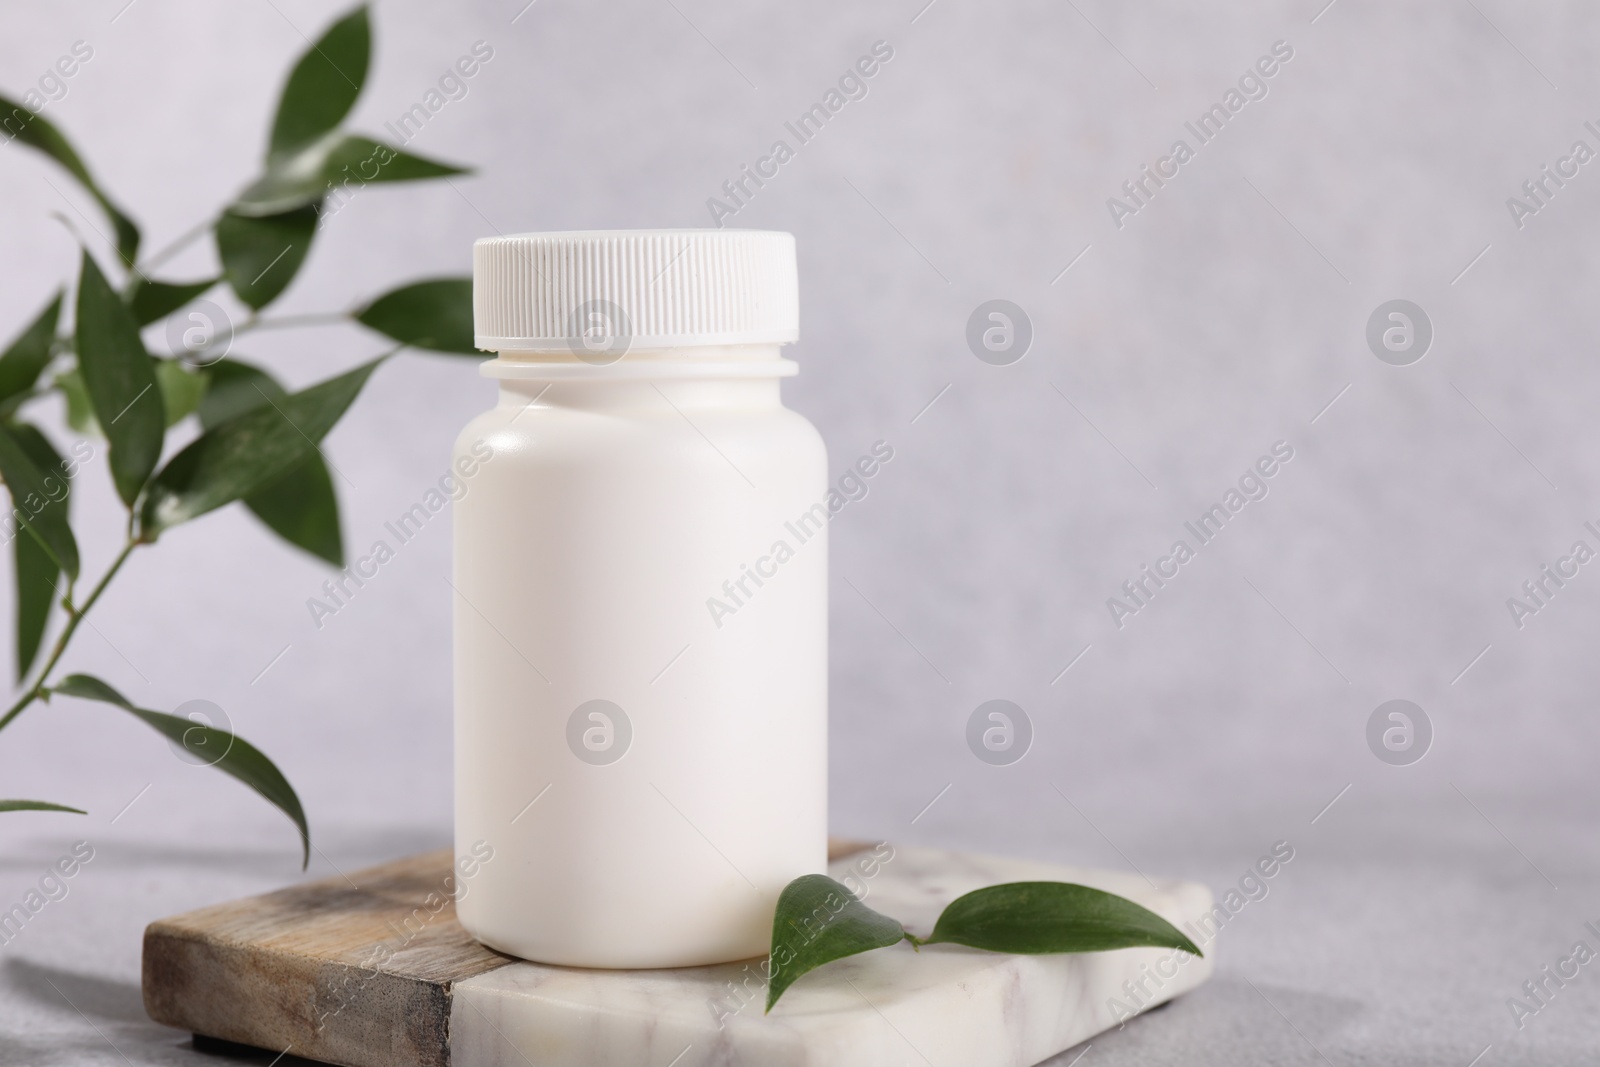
[
  {"xmin": 267, "ymin": 5, "xmax": 370, "ymax": 162},
  {"xmin": 216, "ymin": 207, "xmax": 318, "ymax": 310},
  {"xmin": 141, "ymin": 357, "xmax": 382, "ymax": 536},
  {"xmin": 0, "ymin": 293, "xmax": 62, "ymax": 404},
  {"xmin": 154, "ymin": 360, "xmax": 207, "ymax": 427},
  {"xmin": 230, "ymin": 155, "xmax": 330, "ymax": 220},
  {"xmin": 8, "ymin": 424, "xmax": 68, "ymax": 680},
  {"xmin": 56, "ymin": 370, "xmax": 97, "ymax": 436},
  {"xmin": 53, "ymin": 673, "xmax": 309, "ymax": 867},
  {"xmin": 233, "ymin": 136, "xmax": 469, "ymax": 217},
  {"xmin": 246, "ymin": 457, "xmax": 342, "ymax": 566},
  {"xmin": 766, "ymin": 874, "xmax": 907, "ymax": 1012},
  {"xmin": 0, "ymin": 799, "xmax": 85, "ymax": 815},
  {"xmin": 200, "ymin": 360, "xmax": 343, "ymax": 566},
  {"xmin": 197, "ymin": 358, "xmax": 286, "ymax": 427},
  {"xmin": 0, "ymin": 96, "xmax": 139, "ymax": 264},
  {"xmin": 127, "ymin": 277, "xmax": 218, "ymax": 327},
  {"xmin": 75, "ymin": 251, "xmax": 165, "ymax": 505},
  {"xmin": 14, "ymin": 521, "xmax": 57, "ymax": 682},
  {"xmin": 0, "ymin": 421, "xmax": 79, "ymax": 580},
  {"xmin": 326, "ymin": 136, "xmax": 467, "ymax": 184},
  {"xmin": 920, "ymin": 882, "xmax": 1203, "ymax": 958},
  {"xmin": 356, "ymin": 278, "xmax": 476, "ymax": 354}
]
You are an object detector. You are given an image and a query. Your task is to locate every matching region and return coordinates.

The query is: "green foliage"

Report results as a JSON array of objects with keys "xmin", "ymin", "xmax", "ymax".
[
  {"xmin": 141, "ymin": 357, "xmax": 383, "ymax": 537},
  {"xmin": 0, "ymin": 3, "xmax": 483, "ymax": 863},
  {"xmin": 127, "ymin": 277, "xmax": 217, "ymax": 327},
  {"xmin": 14, "ymin": 519, "xmax": 57, "ymax": 681},
  {"xmin": 0, "ymin": 293, "xmax": 61, "ymax": 404},
  {"xmin": 0, "ymin": 799, "xmax": 84, "ymax": 814},
  {"xmin": 54, "ymin": 674, "xmax": 309, "ymax": 867},
  {"xmin": 200, "ymin": 360, "xmax": 344, "ymax": 566},
  {"xmin": 242, "ymin": 457, "xmax": 342, "ymax": 567},
  {"xmin": 153, "ymin": 360, "xmax": 207, "ymax": 428},
  {"xmin": 216, "ymin": 207, "xmax": 320, "ymax": 310},
  {"xmin": 328, "ymin": 136, "xmax": 467, "ymax": 186},
  {"xmin": 766, "ymin": 875, "xmax": 907, "ymax": 1011},
  {"xmin": 0, "ymin": 95, "xmax": 139, "ymax": 264},
  {"xmin": 8, "ymin": 423, "xmax": 69, "ymax": 679},
  {"xmin": 267, "ymin": 6, "xmax": 370, "ymax": 162},
  {"xmin": 53, "ymin": 373, "xmax": 92, "ymax": 436},
  {"xmin": 358, "ymin": 279, "xmax": 477, "ymax": 354},
  {"xmin": 74, "ymin": 250, "xmax": 164, "ymax": 505},
  {"xmin": 0, "ymin": 422, "xmax": 78, "ymax": 580},
  {"xmin": 765, "ymin": 872, "xmax": 1203, "ymax": 1011},
  {"xmin": 235, "ymin": 137, "xmax": 468, "ymax": 217},
  {"xmin": 920, "ymin": 881, "xmax": 1202, "ymax": 956}
]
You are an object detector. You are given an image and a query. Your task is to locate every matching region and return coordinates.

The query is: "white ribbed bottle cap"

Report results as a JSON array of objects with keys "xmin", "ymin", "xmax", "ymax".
[{"xmin": 473, "ymin": 229, "xmax": 799, "ymax": 353}]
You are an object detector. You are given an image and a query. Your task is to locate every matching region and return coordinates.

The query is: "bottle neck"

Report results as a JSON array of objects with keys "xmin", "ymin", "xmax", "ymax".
[
  {"xmin": 497, "ymin": 377, "xmax": 785, "ymax": 411},
  {"xmin": 483, "ymin": 343, "xmax": 791, "ymax": 374},
  {"xmin": 485, "ymin": 343, "xmax": 795, "ymax": 410}
]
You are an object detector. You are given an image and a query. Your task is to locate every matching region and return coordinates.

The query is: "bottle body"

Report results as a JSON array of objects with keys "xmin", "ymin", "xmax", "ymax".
[{"xmin": 453, "ymin": 357, "xmax": 827, "ymax": 967}]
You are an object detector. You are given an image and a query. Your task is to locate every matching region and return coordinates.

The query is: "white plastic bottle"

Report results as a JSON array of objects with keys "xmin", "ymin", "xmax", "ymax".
[{"xmin": 453, "ymin": 230, "xmax": 827, "ymax": 968}]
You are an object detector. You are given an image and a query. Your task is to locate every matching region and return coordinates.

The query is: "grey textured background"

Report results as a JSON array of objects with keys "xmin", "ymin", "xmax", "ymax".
[{"xmin": 2, "ymin": 0, "xmax": 1599, "ymax": 1063}]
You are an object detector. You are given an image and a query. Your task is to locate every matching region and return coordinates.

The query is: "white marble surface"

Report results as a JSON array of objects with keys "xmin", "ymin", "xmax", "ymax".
[{"xmin": 449, "ymin": 846, "xmax": 1213, "ymax": 1067}]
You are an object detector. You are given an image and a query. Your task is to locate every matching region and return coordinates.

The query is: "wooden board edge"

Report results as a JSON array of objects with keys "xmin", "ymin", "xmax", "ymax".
[
  {"xmin": 141, "ymin": 837, "xmax": 881, "ymax": 1065},
  {"xmin": 143, "ymin": 921, "xmax": 460, "ymax": 1067},
  {"xmin": 826, "ymin": 838, "xmax": 874, "ymax": 861}
]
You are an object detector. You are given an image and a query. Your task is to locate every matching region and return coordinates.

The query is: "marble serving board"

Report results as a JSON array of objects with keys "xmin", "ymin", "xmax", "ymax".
[{"xmin": 143, "ymin": 841, "xmax": 1214, "ymax": 1067}]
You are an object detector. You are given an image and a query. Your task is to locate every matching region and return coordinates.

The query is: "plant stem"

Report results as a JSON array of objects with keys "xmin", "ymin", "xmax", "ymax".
[
  {"xmin": 0, "ymin": 538, "xmax": 138, "ymax": 733},
  {"xmin": 138, "ymin": 216, "xmax": 218, "ymax": 276},
  {"xmin": 240, "ymin": 311, "xmax": 352, "ymax": 333},
  {"xmin": 187, "ymin": 311, "xmax": 352, "ymax": 364}
]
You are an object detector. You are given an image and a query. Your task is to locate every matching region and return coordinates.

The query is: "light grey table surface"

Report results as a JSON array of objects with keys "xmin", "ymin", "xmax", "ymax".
[{"xmin": 2, "ymin": 784, "xmax": 1594, "ymax": 1067}]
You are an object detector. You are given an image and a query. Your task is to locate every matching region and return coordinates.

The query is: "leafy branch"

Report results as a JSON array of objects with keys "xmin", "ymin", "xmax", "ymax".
[{"xmin": 0, "ymin": 5, "xmax": 480, "ymax": 863}]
